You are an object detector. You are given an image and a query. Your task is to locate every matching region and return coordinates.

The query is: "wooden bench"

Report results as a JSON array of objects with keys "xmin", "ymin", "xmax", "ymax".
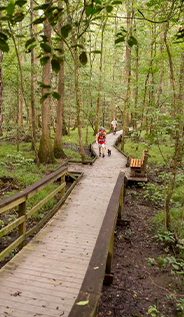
[{"xmin": 130, "ymin": 150, "xmax": 148, "ymax": 177}]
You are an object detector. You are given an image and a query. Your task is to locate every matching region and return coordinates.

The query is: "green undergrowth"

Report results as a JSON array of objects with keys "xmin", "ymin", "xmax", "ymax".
[
  {"xmin": 124, "ymin": 139, "xmax": 174, "ymax": 167},
  {"xmin": 0, "ymin": 127, "xmax": 95, "ymax": 232},
  {"xmin": 0, "ymin": 127, "xmax": 95, "ymax": 197},
  {"xmin": 62, "ymin": 127, "xmax": 96, "ymax": 145},
  {"xmin": 123, "ymin": 133, "xmax": 184, "ymax": 245}
]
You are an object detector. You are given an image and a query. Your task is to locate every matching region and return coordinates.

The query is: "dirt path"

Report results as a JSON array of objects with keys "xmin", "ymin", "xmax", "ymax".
[{"xmin": 97, "ymin": 186, "xmax": 184, "ymax": 317}]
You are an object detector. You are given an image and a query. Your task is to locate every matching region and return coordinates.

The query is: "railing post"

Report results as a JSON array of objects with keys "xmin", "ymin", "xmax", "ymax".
[
  {"xmin": 18, "ymin": 201, "xmax": 26, "ymax": 250},
  {"xmin": 118, "ymin": 183, "xmax": 124, "ymax": 220},
  {"xmin": 104, "ymin": 232, "xmax": 114, "ymax": 284},
  {"xmin": 61, "ymin": 174, "xmax": 65, "ymax": 198}
]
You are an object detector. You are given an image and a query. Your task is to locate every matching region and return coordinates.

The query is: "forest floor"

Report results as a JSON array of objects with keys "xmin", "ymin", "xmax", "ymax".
[{"xmin": 97, "ymin": 177, "xmax": 184, "ymax": 317}]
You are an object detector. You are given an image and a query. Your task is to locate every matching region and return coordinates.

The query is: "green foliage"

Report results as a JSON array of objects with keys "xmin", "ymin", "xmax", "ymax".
[
  {"xmin": 127, "ymin": 36, "xmax": 138, "ymax": 47},
  {"xmin": 28, "ymin": 184, "xmax": 57, "ymax": 213},
  {"xmin": 61, "ymin": 24, "xmax": 72, "ymax": 38},
  {"xmin": 51, "ymin": 58, "xmax": 61, "ymax": 73},
  {"xmin": 147, "ymin": 257, "xmax": 157, "ymax": 266},
  {"xmin": 146, "ymin": 305, "xmax": 164, "ymax": 317},
  {"xmin": 155, "ymin": 231, "xmax": 176, "ymax": 245},
  {"xmin": 0, "ymin": 220, "xmax": 5, "ymax": 229},
  {"xmin": 5, "ymin": 153, "xmax": 34, "ymax": 167},
  {"xmin": 62, "ymin": 127, "xmax": 95, "ymax": 145},
  {"xmin": 157, "ymin": 255, "xmax": 184, "ymax": 275},
  {"xmin": 79, "ymin": 51, "xmax": 88, "ymax": 65},
  {"xmin": 143, "ymin": 183, "xmax": 165, "ymax": 207},
  {"xmin": 124, "ymin": 136, "xmax": 174, "ymax": 167},
  {"xmin": 176, "ymin": 299, "xmax": 184, "ymax": 316}
]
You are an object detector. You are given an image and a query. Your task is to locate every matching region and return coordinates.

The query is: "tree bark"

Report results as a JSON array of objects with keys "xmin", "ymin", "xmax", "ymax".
[
  {"xmin": 133, "ymin": 19, "xmax": 139, "ymax": 131},
  {"xmin": 94, "ymin": 20, "xmax": 106, "ymax": 135},
  {"xmin": 0, "ymin": 50, "xmax": 3, "ymax": 137},
  {"xmin": 164, "ymin": 12, "xmax": 181, "ymax": 231},
  {"xmin": 38, "ymin": 2, "xmax": 54, "ymax": 164},
  {"xmin": 18, "ymin": 22, "xmax": 23, "ymax": 128},
  {"xmin": 110, "ymin": 17, "xmax": 118, "ymax": 131},
  {"xmin": 53, "ymin": 4, "xmax": 66, "ymax": 159},
  {"xmin": 30, "ymin": 0, "xmax": 39, "ymax": 165},
  {"xmin": 74, "ymin": 47, "xmax": 85, "ymax": 161},
  {"xmin": 121, "ymin": 1, "xmax": 133, "ymax": 151},
  {"xmin": 156, "ymin": 31, "xmax": 164, "ymax": 108}
]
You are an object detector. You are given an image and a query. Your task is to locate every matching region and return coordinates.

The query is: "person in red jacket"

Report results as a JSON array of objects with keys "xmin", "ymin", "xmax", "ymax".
[{"xmin": 96, "ymin": 127, "xmax": 107, "ymax": 158}]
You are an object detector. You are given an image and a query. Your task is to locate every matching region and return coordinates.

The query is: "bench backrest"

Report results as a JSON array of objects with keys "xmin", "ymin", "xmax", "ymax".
[{"xmin": 141, "ymin": 150, "xmax": 148, "ymax": 170}]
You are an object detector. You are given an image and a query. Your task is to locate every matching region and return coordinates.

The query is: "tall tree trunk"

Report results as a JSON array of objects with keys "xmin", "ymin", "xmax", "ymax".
[
  {"xmin": 85, "ymin": 29, "xmax": 92, "ymax": 145},
  {"xmin": 133, "ymin": 19, "xmax": 139, "ymax": 131},
  {"xmin": 18, "ymin": 22, "xmax": 23, "ymax": 128},
  {"xmin": 110, "ymin": 17, "xmax": 117, "ymax": 131},
  {"xmin": 9, "ymin": 23, "xmax": 30, "ymax": 127},
  {"xmin": 94, "ymin": 20, "xmax": 106, "ymax": 135},
  {"xmin": 30, "ymin": 0, "xmax": 39, "ymax": 165},
  {"xmin": 148, "ymin": 24, "xmax": 156, "ymax": 135},
  {"xmin": 0, "ymin": 0, "xmax": 2, "ymax": 138},
  {"xmin": 141, "ymin": 38, "xmax": 155, "ymax": 128},
  {"xmin": 74, "ymin": 47, "xmax": 85, "ymax": 161},
  {"xmin": 156, "ymin": 31, "xmax": 164, "ymax": 108},
  {"xmin": 66, "ymin": 1, "xmax": 85, "ymax": 161},
  {"xmin": 0, "ymin": 50, "xmax": 3, "ymax": 137},
  {"xmin": 178, "ymin": 40, "xmax": 184, "ymax": 161},
  {"xmin": 53, "ymin": 5, "xmax": 66, "ymax": 159},
  {"xmin": 164, "ymin": 13, "xmax": 180, "ymax": 230},
  {"xmin": 38, "ymin": 3, "xmax": 54, "ymax": 164},
  {"xmin": 121, "ymin": 1, "xmax": 133, "ymax": 151},
  {"xmin": 164, "ymin": 20, "xmax": 177, "ymax": 116}
]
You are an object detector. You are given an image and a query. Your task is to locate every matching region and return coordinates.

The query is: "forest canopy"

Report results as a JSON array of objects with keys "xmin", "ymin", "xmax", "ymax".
[
  {"xmin": 0, "ymin": 0, "xmax": 184, "ymax": 271},
  {"xmin": 0, "ymin": 0, "xmax": 183, "ymax": 166}
]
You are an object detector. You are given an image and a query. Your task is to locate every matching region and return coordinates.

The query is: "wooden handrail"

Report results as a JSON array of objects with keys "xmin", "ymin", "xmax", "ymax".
[
  {"xmin": 0, "ymin": 164, "xmax": 68, "ymax": 214},
  {"xmin": 68, "ymin": 172, "xmax": 125, "ymax": 317},
  {"xmin": 0, "ymin": 164, "xmax": 68, "ymax": 262}
]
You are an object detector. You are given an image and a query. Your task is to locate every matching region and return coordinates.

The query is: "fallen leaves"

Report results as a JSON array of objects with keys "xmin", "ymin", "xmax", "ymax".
[{"xmin": 76, "ymin": 300, "xmax": 89, "ymax": 306}]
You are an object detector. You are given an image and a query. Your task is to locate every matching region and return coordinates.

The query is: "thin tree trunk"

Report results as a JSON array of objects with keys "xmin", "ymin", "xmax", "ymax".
[
  {"xmin": 156, "ymin": 31, "xmax": 164, "ymax": 108},
  {"xmin": 133, "ymin": 19, "xmax": 139, "ymax": 131},
  {"xmin": 0, "ymin": 50, "xmax": 3, "ymax": 137},
  {"xmin": 164, "ymin": 13, "xmax": 180, "ymax": 230},
  {"xmin": 164, "ymin": 21, "xmax": 177, "ymax": 115},
  {"xmin": 16, "ymin": 66, "xmax": 20, "ymax": 152},
  {"xmin": 18, "ymin": 22, "xmax": 23, "ymax": 128},
  {"xmin": 141, "ymin": 38, "xmax": 155, "ymax": 127},
  {"xmin": 94, "ymin": 20, "xmax": 106, "ymax": 135},
  {"xmin": 53, "ymin": 4, "xmax": 66, "ymax": 159},
  {"xmin": 74, "ymin": 47, "xmax": 85, "ymax": 161},
  {"xmin": 9, "ymin": 23, "xmax": 30, "ymax": 127},
  {"xmin": 0, "ymin": 0, "xmax": 2, "ymax": 138},
  {"xmin": 85, "ymin": 30, "xmax": 92, "ymax": 145},
  {"xmin": 110, "ymin": 18, "xmax": 117, "ymax": 131},
  {"xmin": 148, "ymin": 25, "xmax": 156, "ymax": 135},
  {"xmin": 121, "ymin": 2, "xmax": 133, "ymax": 151},
  {"xmin": 30, "ymin": 0, "xmax": 39, "ymax": 165},
  {"xmin": 65, "ymin": 1, "xmax": 85, "ymax": 161}
]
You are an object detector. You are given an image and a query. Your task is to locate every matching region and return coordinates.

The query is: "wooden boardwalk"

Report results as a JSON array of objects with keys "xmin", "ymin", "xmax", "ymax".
[{"xmin": 0, "ymin": 131, "xmax": 127, "ymax": 317}]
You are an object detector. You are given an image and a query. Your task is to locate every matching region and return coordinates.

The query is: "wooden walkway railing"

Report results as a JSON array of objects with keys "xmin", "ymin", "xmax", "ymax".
[
  {"xmin": 68, "ymin": 171, "xmax": 126, "ymax": 317},
  {"xmin": 0, "ymin": 164, "xmax": 70, "ymax": 262}
]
